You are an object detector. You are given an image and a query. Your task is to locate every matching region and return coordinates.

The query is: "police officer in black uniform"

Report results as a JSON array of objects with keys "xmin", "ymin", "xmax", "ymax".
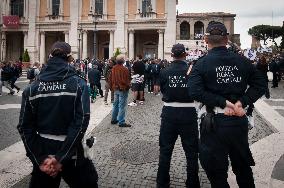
[
  {"xmin": 188, "ymin": 22, "xmax": 266, "ymax": 188},
  {"xmin": 18, "ymin": 42, "xmax": 98, "ymax": 188},
  {"xmin": 157, "ymin": 44, "xmax": 200, "ymax": 188}
]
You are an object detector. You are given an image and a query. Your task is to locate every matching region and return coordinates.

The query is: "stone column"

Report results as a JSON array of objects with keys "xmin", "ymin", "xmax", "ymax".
[
  {"xmin": 82, "ymin": 30, "xmax": 88, "ymax": 59},
  {"xmin": 64, "ymin": 31, "xmax": 69, "ymax": 43},
  {"xmin": 59, "ymin": 0, "xmax": 64, "ymax": 15},
  {"xmin": 190, "ymin": 20, "xmax": 195, "ymax": 39},
  {"xmin": 39, "ymin": 32, "xmax": 45, "ymax": 64},
  {"xmin": 164, "ymin": 0, "xmax": 177, "ymax": 60},
  {"xmin": 114, "ymin": 0, "xmax": 125, "ymax": 54},
  {"xmin": 47, "ymin": 0, "xmax": 52, "ymax": 15},
  {"xmin": 176, "ymin": 21, "xmax": 181, "ymax": 40},
  {"xmin": 128, "ymin": 29, "xmax": 135, "ymax": 60},
  {"xmin": 27, "ymin": 0, "xmax": 38, "ymax": 62},
  {"xmin": 203, "ymin": 20, "xmax": 209, "ymax": 34},
  {"xmin": 158, "ymin": 30, "xmax": 164, "ymax": 59},
  {"xmin": 23, "ymin": 31, "xmax": 28, "ymax": 50},
  {"xmin": 109, "ymin": 30, "xmax": 114, "ymax": 58},
  {"xmin": 1, "ymin": 32, "xmax": 6, "ymax": 61},
  {"xmin": 23, "ymin": 0, "xmax": 27, "ymax": 19},
  {"xmin": 69, "ymin": 0, "xmax": 79, "ymax": 59}
]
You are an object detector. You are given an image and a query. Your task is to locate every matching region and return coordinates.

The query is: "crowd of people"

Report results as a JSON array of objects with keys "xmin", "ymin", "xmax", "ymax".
[
  {"xmin": 0, "ymin": 20, "xmax": 283, "ymax": 188},
  {"xmin": 0, "ymin": 60, "xmax": 22, "ymax": 96}
]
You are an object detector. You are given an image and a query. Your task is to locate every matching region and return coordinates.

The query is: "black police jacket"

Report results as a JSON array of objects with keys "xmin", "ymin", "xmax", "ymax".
[
  {"xmin": 188, "ymin": 46, "xmax": 266, "ymax": 108},
  {"xmin": 17, "ymin": 56, "xmax": 90, "ymax": 166},
  {"xmin": 88, "ymin": 68, "xmax": 101, "ymax": 84},
  {"xmin": 159, "ymin": 60, "xmax": 194, "ymax": 103}
]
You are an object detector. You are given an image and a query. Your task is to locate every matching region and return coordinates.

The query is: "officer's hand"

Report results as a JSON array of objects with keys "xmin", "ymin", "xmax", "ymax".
[
  {"xmin": 234, "ymin": 101, "xmax": 246, "ymax": 117},
  {"xmin": 225, "ymin": 100, "xmax": 235, "ymax": 109},
  {"xmin": 48, "ymin": 156, "xmax": 62, "ymax": 177},
  {"xmin": 224, "ymin": 107, "xmax": 235, "ymax": 116},
  {"xmin": 39, "ymin": 158, "xmax": 54, "ymax": 175}
]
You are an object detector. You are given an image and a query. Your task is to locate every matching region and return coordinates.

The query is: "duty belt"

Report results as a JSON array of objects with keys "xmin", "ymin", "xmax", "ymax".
[
  {"xmin": 164, "ymin": 102, "xmax": 196, "ymax": 108},
  {"xmin": 39, "ymin": 133, "xmax": 67, "ymax": 141}
]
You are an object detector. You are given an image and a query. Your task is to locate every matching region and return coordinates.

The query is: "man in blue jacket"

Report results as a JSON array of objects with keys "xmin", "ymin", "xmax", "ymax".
[{"xmin": 18, "ymin": 42, "xmax": 98, "ymax": 188}]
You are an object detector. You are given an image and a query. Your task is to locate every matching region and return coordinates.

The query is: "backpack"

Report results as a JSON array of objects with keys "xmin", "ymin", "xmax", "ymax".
[{"xmin": 27, "ymin": 68, "xmax": 35, "ymax": 79}]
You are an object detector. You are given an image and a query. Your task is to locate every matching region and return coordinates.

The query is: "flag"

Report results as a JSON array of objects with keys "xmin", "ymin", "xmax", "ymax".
[{"xmin": 3, "ymin": 16, "xmax": 20, "ymax": 28}]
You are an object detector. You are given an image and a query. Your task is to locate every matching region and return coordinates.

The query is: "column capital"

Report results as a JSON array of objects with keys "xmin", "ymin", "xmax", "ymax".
[
  {"xmin": 39, "ymin": 31, "xmax": 45, "ymax": 35},
  {"xmin": 63, "ymin": 31, "xmax": 69, "ymax": 34},
  {"xmin": 81, "ymin": 30, "xmax": 88, "ymax": 34},
  {"xmin": 128, "ymin": 29, "xmax": 135, "ymax": 33},
  {"xmin": 108, "ymin": 30, "xmax": 115, "ymax": 33},
  {"xmin": 158, "ymin": 29, "xmax": 165, "ymax": 34},
  {"xmin": 23, "ymin": 31, "xmax": 28, "ymax": 35}
]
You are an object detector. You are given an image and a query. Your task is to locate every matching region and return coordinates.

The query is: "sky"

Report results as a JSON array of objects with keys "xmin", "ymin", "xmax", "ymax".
[{"xmin": 177, "ymin": 0, "xmax": 284, "ymax": 49}]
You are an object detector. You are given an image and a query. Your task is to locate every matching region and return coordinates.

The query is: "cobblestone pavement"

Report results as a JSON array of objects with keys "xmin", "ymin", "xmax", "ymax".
[
  {"xmin": 79, "ymin": 94, "xmax": 274, "ymax": 187},
  {"xmin": 0, "ymin": 76, "xmax": 29, "ymax": 150},
  {"xmin": 11, "ymin": 88, "xmax": 276, "ymax": 188}
]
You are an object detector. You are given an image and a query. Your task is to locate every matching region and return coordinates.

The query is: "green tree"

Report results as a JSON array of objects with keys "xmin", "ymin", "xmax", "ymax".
[
  {"xmin": 248, "ymin": 25, "xmax": 283, "ymax": 47},
  {"xmin": 22, "ymin": 49, "xmax": 30, "ymax": 62},
  {"xmin": 113, "ymin": 48, "xmax": 121, "ymax": 58}
]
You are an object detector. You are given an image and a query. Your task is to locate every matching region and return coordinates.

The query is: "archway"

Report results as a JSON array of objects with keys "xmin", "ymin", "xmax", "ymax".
[
  {"xmin": 180, "ymin": 21, "xmax": 190, "ymax": 40},
  {"xmin": 194, "ymin": 21, "xmax": 204, "ymax": 40}
]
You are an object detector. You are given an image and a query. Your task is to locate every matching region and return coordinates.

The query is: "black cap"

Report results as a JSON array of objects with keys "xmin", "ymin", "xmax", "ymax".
[
  {"xmin": 171, "ymin": 43, "xmax": 186, "ymax": 57},
  {"xmin": 205, "ymin": 22, "xmax": 228, "ymax": 36},
  {"xmin": 51, "ymin": 42, "xmax": 71, "ymax": 55}
]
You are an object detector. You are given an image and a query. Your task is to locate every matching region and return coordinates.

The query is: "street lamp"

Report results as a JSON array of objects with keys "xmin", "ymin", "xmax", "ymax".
[
  {"xmin": 77, "ymin": 24, "xmax": 82, "ymax": 60},
  {"xmin": 88, "ymin": 11, "xmax": 102, "ymax": 60}
]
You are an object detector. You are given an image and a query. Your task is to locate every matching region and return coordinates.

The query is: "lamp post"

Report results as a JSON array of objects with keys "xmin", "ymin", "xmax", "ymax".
[
  {"xmin": 88, "ymin": 12, "xmax": 101, "ymax": 60},
  {"xmin": 77, "ymin": 24, "xmax": 82, "ymax": 60}
]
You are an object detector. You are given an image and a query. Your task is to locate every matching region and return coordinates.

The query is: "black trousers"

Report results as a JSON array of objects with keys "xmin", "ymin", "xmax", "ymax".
[
  {"xmin": 272, "ymin": 71, "xmax": 279, "ymax": 87},
  {"xmin": 200, "ymin": 115, "xmax": 255, "ymax": 188},
  {"xmin": 29, "ymin": 157, "xmax": 98, "ymax": 188},
  {"xmin": 148, "ymin": 77, "xmax": 154, "ymax": 92},
  {"xmin": 157, "ymin": 107, "xmax": 200, "ymax": 188}
]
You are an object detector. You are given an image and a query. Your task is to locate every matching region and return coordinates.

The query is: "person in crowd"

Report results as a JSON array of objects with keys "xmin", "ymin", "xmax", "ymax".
[
  {"xmin": 103, "ymin": 59, "xmax": 114, "ymax": 105},
  {"xmin": 151, "ymin": 59, "xmax": 161, "ymax": 95},
  {"xmin": 188, "ymin": 22, "xmax": 266, "ymax": 188},
  {"xmin": 88, "ymin": 64, "xmax": 104, "ymax": 101},
  {"xmin": 256, "ymin": 55, "xmax": 270, "ymax": 98},
  {"xmin": 128, "ymin": 55, "xmax": 145, "ymax": 106},
  {"xmin": 27, "ymin": 62, "xmax": 41, "ymax": 84},
  {"xmin": 156, "ymin": 43, "xmax": 200, "ymax": 188},
  {"xmin": 17, "ymin": 41, "xmax": 98, "ymax": 188},
  {"xmin": 147, "ymin": 60, "xmax": 155, "ymax": 93},
  {"xmin": 1, "ymin": 61, "xmax": 14, "ymax": 95},
  {"xmin": 123, "ymin": 58, "xmax": 132, "ymax": 77},
  {"xmin": 10, "ymin": 61, "xmax": 21, "ymax": 92},
  {"xmin": 109, "ymin": 54, "xmax": 131, "ymax": 127},
  {"xmin": 269, "ymin": 55, "xmax": 280, "ymax": 88}
]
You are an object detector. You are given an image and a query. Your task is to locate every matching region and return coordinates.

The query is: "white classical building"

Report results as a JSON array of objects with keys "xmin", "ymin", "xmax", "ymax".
[
  {"xmin": 176, "ymin": 12, "xmax": 241, "ymax": 51},
  {"xmin": 0, "ymin": 0, "xmax": 178, "ymax": 63}
]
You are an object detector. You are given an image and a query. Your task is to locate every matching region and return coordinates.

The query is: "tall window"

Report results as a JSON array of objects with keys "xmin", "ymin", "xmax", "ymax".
[
  {"xmin": 142, "ymin": 0, "xmax": 152, "ymax": 17},
  {"xmin": 180, "ymin": 21, "xmax": 190, "ymax": 40},
  {"xmin": 95, "ymin": 0, "xmax": 103, "ymax": 15},
  {"xmin": 10, "ymin": 0, "xmax": 24, "ymax": 17},
  {"xmin": 52, "ymin": 0, "xmax": 60, "ymax": 16}
]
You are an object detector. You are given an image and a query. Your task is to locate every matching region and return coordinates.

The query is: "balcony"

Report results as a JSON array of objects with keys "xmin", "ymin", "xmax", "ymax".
[{"xmin": 136, "ymin": 9, "xmax": 157, "ymax": 19}]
